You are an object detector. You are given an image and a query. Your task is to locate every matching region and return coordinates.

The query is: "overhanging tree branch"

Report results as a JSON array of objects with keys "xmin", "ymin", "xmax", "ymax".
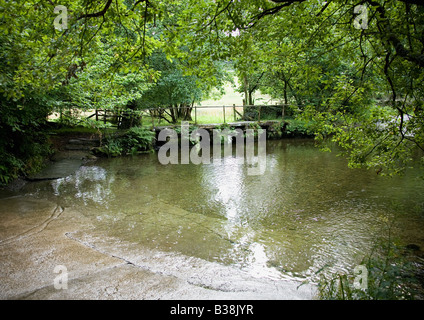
[
  {"xmin": 397, "ymin": 0, "xmax": 424, "ymax": 5},
  {"xmin": 252, "ymin": 0, "xmax": 306, "ymax": 21},
  {"xmin": 131, "ymin": 0, "xmax": 149, "ymax": 11},
  {"xmin": 77, "ymin": 0, "xmax": 113, "ymax": 20},
  {"xmin": 197, "ymin": 0, "xmax": 234, "ymax": 32},
  {"xmin": 367, "ymin": 0, "xmax": 424, "ymax": 68}
]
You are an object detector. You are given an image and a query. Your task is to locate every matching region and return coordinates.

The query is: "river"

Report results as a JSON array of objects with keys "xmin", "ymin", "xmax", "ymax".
[{"xmin": 1, "ymin": 139, "xmax": 424, "ymax": 298}]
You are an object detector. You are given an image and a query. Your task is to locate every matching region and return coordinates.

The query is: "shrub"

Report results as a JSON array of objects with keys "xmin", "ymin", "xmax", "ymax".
[
  {"xmin": 316, "ymin": 242, "xmax": 421, "ymax": 300},
  {"xmin": 0, "ymin": 95, "xmax": 52, "ymax": 185},
  {"xmin": 95, "ymin": 127, "xmax": 155, "ymax": 157},
  {"xmin": 282, "ymin": 119, "xmax": 315, "ymax": 138}
]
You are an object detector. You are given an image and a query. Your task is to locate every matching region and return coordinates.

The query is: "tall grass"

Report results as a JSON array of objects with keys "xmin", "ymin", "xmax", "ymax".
[
  {"xmin": 316, "ymin": 209, "xmax": 423, "ymax": 300},
  {"xmin": 193, "ymin": 106, "xmax": 244, "ymax": 124}
]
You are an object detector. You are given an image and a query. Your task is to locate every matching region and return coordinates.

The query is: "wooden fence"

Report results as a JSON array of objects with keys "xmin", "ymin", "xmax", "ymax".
[{"xmin": 87, "ymin": 104, "xmax": 291, "ymax": 128}]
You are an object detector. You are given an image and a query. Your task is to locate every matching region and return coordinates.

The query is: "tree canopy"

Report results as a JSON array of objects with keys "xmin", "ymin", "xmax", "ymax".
[
  {"xmin": 173, "ymin": 0, "xmax": 424, "ymax": 174},
  {"xmin": 0, "ymin": 0, "xmax": 423, "ymax": 182}
]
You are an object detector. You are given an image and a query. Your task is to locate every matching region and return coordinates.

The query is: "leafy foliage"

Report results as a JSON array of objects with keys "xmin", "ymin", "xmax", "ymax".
[
  {"xmin": 283, "ymin": 119, "xmax": 315, "ymax": 138},
  {"xmin": 317, "ymin": 241, "xmax": 420, "ymax": 300},
  {"xmin": 1, "ymin": 0, "xmax": 424, "ymax": 182},
  {"xmin": 0, "ymin": 92, "xmax": 53, "ymax": 184},
  {"xmin": 173, "ymin": 0, "xmax": 424, "ymax": 174},
  {"xmin": 95, "ymin": 127, "xmax": 155, "ymax": 157}
]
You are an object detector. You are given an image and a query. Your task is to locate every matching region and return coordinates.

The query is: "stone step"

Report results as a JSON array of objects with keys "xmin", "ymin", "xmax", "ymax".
[
  {"xmin": 65, "ymin": 144, "xmax": 94, "ymax": 151},
  {"xmin": 27, "ymin": 159, "xmax": 83, "ymax": 180},
  {"xmin": 68, "ymin": 138, "xmax": 100, "ymax": 146}
]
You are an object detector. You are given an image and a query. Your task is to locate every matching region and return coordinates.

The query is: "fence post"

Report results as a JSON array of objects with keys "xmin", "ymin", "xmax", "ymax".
[
  {"xmin": 150, "ymin": 109, "xmax": 155, "ymax": 128},
  {"xmin": 223, "ymin": 105, "xmax": 226, "ymax": 123},
  {"xmin": 95, "ymin": 109, "xmax": 98, "ymax": 122},
  {"xmin": 117, "ymin": 110, "xmax": 121, "ymax": 129},
  {"xmin": 258, "ymin": 105, "xmax": 261, "ymax": 122},
  {"xmin": 233, "ymin": 104, "xmax": 236, "ymax": 122}
]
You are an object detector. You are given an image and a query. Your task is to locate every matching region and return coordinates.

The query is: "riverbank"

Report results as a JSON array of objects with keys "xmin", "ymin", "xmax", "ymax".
[
  {"xmin": 0, "ymin": 196, "xmax": 315, "ymax": 299},
  {"xmin": 2, "ymin": 137, "xmax": 423, "ymax": 300},
  {"xmin": 1, "ymin": 133, "xmax": 319, "ymax": 300}
]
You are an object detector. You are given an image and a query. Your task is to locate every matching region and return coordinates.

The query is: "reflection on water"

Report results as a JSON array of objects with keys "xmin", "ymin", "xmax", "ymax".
[
  {"xmin": 7, "ymin": 139, "xmax": 424, "ymax": 281},
  {"xmin": 52, "ymin": 166, "xmax": 113, "ymax": 206},
  {"xmin": 209, "ymin": 157, "xmax": 244, "ymax": 221}
]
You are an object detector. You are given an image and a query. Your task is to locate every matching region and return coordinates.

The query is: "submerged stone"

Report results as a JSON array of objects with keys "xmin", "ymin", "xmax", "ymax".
[{"xmin": 27, "ymin": 159, "xmax": 83, "ymax": 181}]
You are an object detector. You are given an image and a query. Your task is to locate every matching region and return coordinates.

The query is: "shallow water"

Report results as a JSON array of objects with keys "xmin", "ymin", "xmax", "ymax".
[{"xmin": 4, "ymin": 139, "xmax": 424, "ymax": 282}]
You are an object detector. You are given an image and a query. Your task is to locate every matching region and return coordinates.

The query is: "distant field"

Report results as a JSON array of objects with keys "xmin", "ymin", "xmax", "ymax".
[
  {"xmin": 194, "ymin": 78, "xmax": 277, "ymax": 124},
  {"xmin": 199, "ymin": 77, "xmax": 275, "ymax": 107},
  {"xmin": 50, "ymin": 77, "xmax": 279, "ymax": 125}
]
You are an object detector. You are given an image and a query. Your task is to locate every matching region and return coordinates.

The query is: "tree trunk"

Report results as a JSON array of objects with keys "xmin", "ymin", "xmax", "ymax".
[
  {"xmin": 248, "ymin": 91, "xmax": 254, "ymax": 106},
  {"xmin": 243, "ymin": 74, "xmax": 249, "ymax": 106},
  {"xmin": 183, "ymin": 104, "xmax": 193, "ymax": 121},
  {"xmin": 169, "ymin": 105, "xmax": 177, "ymax": 123},
  {"xmin": 283, "ymin": 80, "xmax": 288, "ymax": 105}
]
